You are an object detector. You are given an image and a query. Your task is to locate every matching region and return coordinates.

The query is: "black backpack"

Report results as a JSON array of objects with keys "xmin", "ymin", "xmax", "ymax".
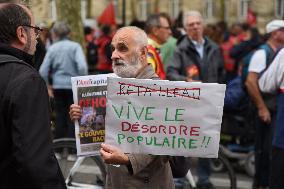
[
  {"xmin": 224, "ymin": 43, "xmax": 276, "ymax": 111},
  {"xmin": 86, "ymin": 40, "xmax": 98, "ymax": 66}
]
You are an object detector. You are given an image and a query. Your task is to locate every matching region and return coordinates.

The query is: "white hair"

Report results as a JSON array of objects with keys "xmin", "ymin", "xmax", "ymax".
[
  {"xmin": 116, "ymin": 26, "xmax": 148, "ymax": 48},
  {"xmin": 183, "ymin": 10, "xmax": 204, "ymax": 27}
]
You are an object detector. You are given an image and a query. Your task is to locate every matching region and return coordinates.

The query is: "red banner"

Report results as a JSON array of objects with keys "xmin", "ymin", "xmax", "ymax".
[{"xmin": 98, "ymin": 1, "xmax": 116, "ymax": 26}]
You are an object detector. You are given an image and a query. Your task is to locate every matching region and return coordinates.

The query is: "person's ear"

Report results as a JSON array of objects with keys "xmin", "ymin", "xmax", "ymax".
[
  {"xmin": 140, "ymin": 46, "xmax": 148, "ymax": 61},
  {"xmin": 16, "ymin": 26, "xmax": 28, "ymax": 45}
]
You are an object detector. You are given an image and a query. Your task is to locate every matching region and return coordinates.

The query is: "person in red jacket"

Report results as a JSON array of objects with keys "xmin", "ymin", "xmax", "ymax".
[{"xmin": 95, "ymin": 25, "xmax": 113, "ymax": 74}]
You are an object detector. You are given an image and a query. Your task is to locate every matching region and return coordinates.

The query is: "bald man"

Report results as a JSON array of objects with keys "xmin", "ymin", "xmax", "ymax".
[
  {"xmin": 0, "ymin": 3, "xmax": 66, "ymax": 189},
  {"xmin": 70, "ymin": 26, "xmax": 174, "ymax": 189}
]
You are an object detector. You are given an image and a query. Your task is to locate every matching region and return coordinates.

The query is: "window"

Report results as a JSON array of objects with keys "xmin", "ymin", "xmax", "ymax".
[
  {"xmin": 239, "ymin": 0, "xmax": 250, "ymax": 19},
  {"xmin": 81, "ymin": 0, "xmax": 87, "ymax": 20},
  {"xmin": 224, "ymin": 0, "xmax": 229, "ymax": 21},
  {"xmin": 50, "ymin": 0, "xmax": 57, "ymax": 21},
  {"xmin": 113, "ymin": 0, "xmax": 119, "ymax": 19},
  {"xmin": 138, "ymin": 0, "xmax": 149, "ymax": 21},
  {"xmin": 204, "ymin": 0, "xmax": 214, "ymax": 19},
  {"xmin": 275, "ymin": 0, "xmax": 284, "ymax": 18},
  {"xmin": 169, "ymin": 0, "xmax": 181, "ymax": 19}
]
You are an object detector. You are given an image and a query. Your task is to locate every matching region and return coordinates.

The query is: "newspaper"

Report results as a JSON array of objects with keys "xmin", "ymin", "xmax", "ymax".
[{"xmin": 71, "ymin": 73, "xmax": 117, "ymax": 156}]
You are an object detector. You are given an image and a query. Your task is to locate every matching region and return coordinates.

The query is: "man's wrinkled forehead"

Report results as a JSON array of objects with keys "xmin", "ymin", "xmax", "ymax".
[
  {"xmin": 112, "ymin": 30, "xmax": 134, "ymax": 47},
  {"xmin": 186, "ymin": 15, "xmax": 202, "ymax": 24}
]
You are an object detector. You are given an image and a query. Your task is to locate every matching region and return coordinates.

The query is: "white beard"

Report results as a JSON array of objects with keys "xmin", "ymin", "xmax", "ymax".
[{"xmin": 112, "ymin": 55, "xmax": 142, "ymax": 78}]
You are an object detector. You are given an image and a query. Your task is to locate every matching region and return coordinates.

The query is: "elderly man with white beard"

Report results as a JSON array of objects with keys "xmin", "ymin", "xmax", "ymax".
[{"xmin": 69, "ymin": 26, "xmax": 174, "ymax": 189}]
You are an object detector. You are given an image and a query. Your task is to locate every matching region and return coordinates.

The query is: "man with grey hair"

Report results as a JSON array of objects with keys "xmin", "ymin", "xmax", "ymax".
[
  {"xmin": 70, "ymin": 26, "xmax": 174, "ymax": 189},
  {"xmin": 40, "ymin": 21, "xmax": 88, "ymax": 161},
  {"xmin": 51, "ymin": 21, "xmax": 72, "ymax": 39},
  {"xmin": 167, "ymin": 10, "xmax": 223, "ymax": 83},
  {"xmin": 111, "ymin": 26, "xmax": 149, "ymax": 78},
  {"xmin": 144, "ymin": 13, "xmax": 172, "ymax": 79},
  {"xmin": 167, "ymin": 10, "xmax": 224, "ymax": 189}
]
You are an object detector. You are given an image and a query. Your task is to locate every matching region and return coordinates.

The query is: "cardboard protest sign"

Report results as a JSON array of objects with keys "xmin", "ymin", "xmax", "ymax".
[
  {"xmin": 71, "ymin": 73, "xmax": 117, "ymax": 156},
  {"xmin": 105, "ymin": 78, "xmax": 226, "ymax": 158}
]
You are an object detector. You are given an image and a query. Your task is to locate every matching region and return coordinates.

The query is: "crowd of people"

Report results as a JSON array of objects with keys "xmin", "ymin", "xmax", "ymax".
[{"xmin": 2, "ymin": 2, "xmax": 284, "ymax": 189}]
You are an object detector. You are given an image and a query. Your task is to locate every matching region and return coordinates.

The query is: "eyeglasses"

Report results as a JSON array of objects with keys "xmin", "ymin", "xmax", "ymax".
[
  {"xmin": 22, "ymin": 25, "xmax": 43, "ymax": 37},
  {"xmin": 158, "ymin": 26, "xmax": 171, "ymax": 30}
]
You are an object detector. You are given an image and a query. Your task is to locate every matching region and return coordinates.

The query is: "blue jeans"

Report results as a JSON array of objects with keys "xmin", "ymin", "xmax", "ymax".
[{"xmin": 197, "ymin": 158, "xmax": 211, "ymax": 185}]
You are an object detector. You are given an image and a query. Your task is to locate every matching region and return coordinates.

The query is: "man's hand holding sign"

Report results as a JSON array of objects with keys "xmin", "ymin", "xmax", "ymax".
[{"xmin": 69, "ymin": 25, "xmax": 226, "ymax": 189}]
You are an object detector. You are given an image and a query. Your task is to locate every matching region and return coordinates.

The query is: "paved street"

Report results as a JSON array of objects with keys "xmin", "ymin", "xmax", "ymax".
[
  {"xmin": 211, "ymin": 173, "xmax": 252, "ymax": 189},
  {"xmin": 57, "ymin": 156, "xmax": 253, "ymax": 189},
  {"xmin": 236, "ymin": 173, "xmax": 253, "ymax": 189}
]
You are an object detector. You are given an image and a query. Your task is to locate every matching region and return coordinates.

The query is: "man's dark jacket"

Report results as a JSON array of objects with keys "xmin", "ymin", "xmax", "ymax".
[
  {"xmin": 166, "ymin": 36, "xmax": 224, "ymax": 83},
  {"xmin": 0, "ymin": 43, "xmax": 66, "ymax": 189}
]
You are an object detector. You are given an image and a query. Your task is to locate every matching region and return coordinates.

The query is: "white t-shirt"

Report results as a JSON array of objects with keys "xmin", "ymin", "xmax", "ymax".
[
  {"xmin": 259, "ymin": 48, "xmax": 284, "ymax": 93},
  {"xmin": 248, "ymin": 49, "xmax": 266, "ymax": 73}
]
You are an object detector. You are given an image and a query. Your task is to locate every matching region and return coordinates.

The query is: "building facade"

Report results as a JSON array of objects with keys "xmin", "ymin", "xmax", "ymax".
[{"xmin": 30, "ymin": 0, "xmax": 284, "ymax": 33}]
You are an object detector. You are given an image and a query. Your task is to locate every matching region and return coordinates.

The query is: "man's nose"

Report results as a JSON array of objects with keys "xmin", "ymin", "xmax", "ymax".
[{"xmin": 111, "ymin": 50, "xmax": 119, "ymax": 60}]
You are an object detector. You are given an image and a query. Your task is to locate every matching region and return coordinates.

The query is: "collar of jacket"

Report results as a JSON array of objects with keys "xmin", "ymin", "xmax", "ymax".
[
  {"xmin": 54, "ymin": 37, "xmax": 70, "ymax": 43},
  {"xmin": 186, "ymin": 37, "xmax": 206, "ymax": 50},
  {"xmin": 0, "ymin": 43, "xmax": 33, "ymax": 65},
  {"xmin": 190, "ymin": 38, "xmax": 205, "ymax": 46},
  {"xmin": 148, "ymin": 38, "xmax": 162, "ymax": 49},
  {"xmin": 178, "ymin": 36, "xmax": 215, "ymax": 52},
  {"xmin": 135, "ymin": 64, "xmax": 159, "ymax": 79}
]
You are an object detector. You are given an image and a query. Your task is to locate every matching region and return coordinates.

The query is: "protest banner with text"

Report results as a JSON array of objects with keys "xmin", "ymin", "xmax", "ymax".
[{"xmin": 105, "ymin": 78, "xmax": 226, "ymax": 158}]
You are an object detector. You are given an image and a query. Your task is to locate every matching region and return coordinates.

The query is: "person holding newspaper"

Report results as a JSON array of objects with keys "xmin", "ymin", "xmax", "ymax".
[{"xmin": 69, "ymin": 26, "xmax": 174, "ymax": 189}]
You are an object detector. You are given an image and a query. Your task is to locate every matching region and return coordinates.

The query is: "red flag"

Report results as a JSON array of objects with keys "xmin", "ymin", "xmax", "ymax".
[
  {"xmin": 98, "ymin": 1, "xmax": 116, "ymax": 25},
  {"xmin": 247, "ymin": 8, "xmax": 257, "ymax": 26}
]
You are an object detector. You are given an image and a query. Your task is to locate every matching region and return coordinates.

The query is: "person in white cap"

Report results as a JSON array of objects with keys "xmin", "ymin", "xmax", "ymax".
[
  {"xmin": 245, "ymin": 20, "xmax": 284, "ymax": 189},
  {"xmin": 258, "ymin": 44, "xmax": 284, "ymax": 189}
]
